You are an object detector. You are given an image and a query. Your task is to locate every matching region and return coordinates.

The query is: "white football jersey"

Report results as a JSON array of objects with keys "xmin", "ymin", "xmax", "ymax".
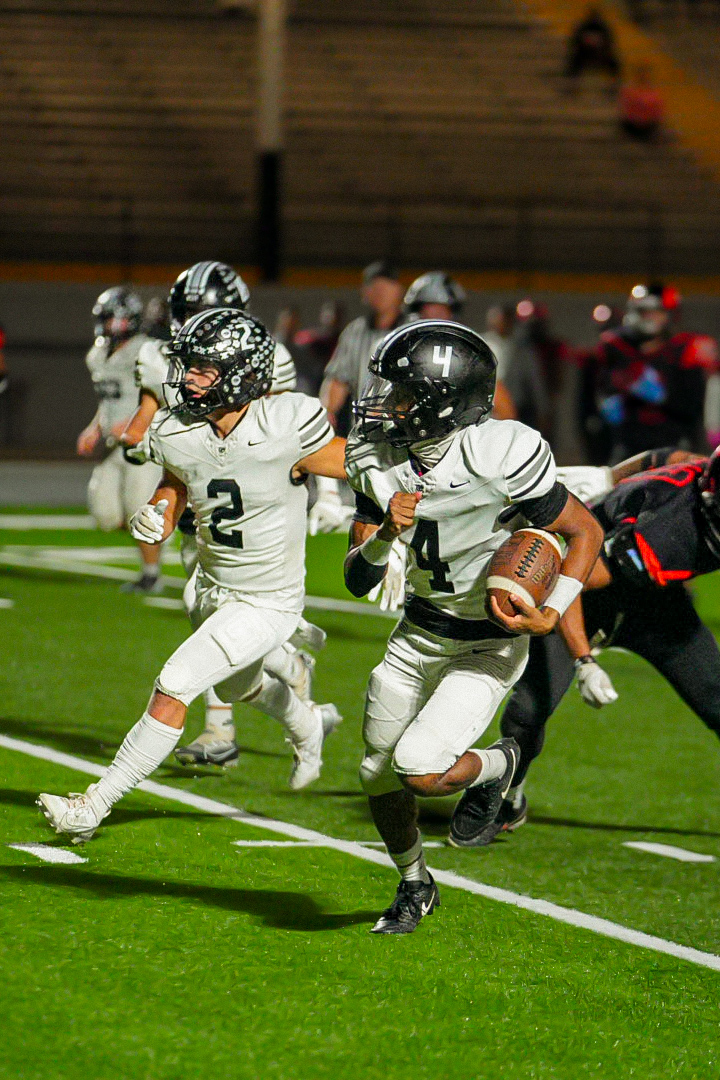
[
  {"xmin": 136, "ymin": 339, "xmax": 297, "ymax": 404},
  {"xmin": 148, "ymin": 392, "xmax": 333, "ymax": 611},
  {"xmin": 346, "ymin": 419, "xmax": 560, "ymax": 620},
  {"xmin": 86, "ymin": 333, "xmax": 148, "ymax": 437}
]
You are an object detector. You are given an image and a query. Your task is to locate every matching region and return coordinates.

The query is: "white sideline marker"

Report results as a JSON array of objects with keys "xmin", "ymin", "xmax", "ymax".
[
  {"xmin": 0, "ymin": 515, "xmax": 96, "ymax": 530},
  {"xmin": 623, "ymin": 841, "xmax": 716, "ymax": 864},
  {"xmin": 8, "ymin": 842, "xmax": 87, "ymax": 865},
  {"xmin": 4, "ymin": 733, "xmax": 720, "ymax": 974}
]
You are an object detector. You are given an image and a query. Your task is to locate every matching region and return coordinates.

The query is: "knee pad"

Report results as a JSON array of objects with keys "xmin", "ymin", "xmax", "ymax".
[{"xmin": 392, "ymin": 724, "xmax": 453, "ymax": 779}]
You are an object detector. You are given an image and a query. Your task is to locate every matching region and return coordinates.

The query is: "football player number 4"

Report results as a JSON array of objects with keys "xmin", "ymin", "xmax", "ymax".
[
  {"xmin": 207, "ymin": 479, "xmax": 244, "ymax": 548},
  {"xmin": 410, "ymin": 520, "xmax": 454, "ymax": 593},
  {"xmin": 432, "ymin": 345, "xmax": 453, "ymax": 378}
]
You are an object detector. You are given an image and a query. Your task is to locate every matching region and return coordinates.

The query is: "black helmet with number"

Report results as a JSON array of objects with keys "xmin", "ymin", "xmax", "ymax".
[
  {"xmin": 169, "ymin": 261, "xmax": 250, "ymax": 332},
  {"xmin": 92, "ymin": 286, "xmax": 143, "ymax": 343},
  {"xmin": 353, "ymin": 320, "xmax": 496, "ymax": 446},
  {"xmin": 164, "ymin": 308, "xmax": 275, "ymax": 418},
  {"xmin": 403, "ymin": 272, "xmax": 466, "ymax": 316},
  {"xmin": 698, "ymin": 448, "xmax": 720, "ymax": 557}
]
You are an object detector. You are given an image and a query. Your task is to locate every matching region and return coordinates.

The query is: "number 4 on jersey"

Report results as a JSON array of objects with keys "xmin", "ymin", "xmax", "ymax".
[{"xmin": 410, "ymin": 520, "xmax": 454, "ymax": 593}]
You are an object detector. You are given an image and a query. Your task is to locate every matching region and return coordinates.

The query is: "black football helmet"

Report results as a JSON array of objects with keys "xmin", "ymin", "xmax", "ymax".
[
  {"xmin": 164, "ymin": 308, "xmax": 275, "ymax": 418},
  {"xmin": 698, "ymin": 449, "xmax": 720, "ymax": 558},
  {"xmin": 169, "ymin": 261, "xmax": 250, "ymax": 331},
  {"xmin": 403, "ymin": 272, "xmax": 466, "ymax": 316},
  {"xmin": 353, "ymin": 320, "xmax": 496, "ymax": 446},
  {"xmin": 93, "ymin": 286, "xmax": 143, "ymax": 343}
]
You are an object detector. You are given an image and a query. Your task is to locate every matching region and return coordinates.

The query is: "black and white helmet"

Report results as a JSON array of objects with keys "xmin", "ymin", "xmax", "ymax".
[
  {"xmin": 165, "ymin": 308, "xmax": 275, "ymax": 418},
  {"xmin": 92, "ymin": 286, "xmax": 143, "ymax": 342},
  {"xmin": 353, "ymin": 320, "xmax": 496, "ymax": 446},
  {"xmin": 169, "ymin": 261, "xmax": 250, "ymax": 331},
  {"xmin": 403, "ymin": 272, "xmax": 466, "ymax": 316}
]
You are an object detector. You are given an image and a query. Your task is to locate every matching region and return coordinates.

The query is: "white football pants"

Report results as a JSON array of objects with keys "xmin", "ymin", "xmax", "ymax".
[{"xmin": 88, "ymin": 447, "xmax": 162, "ymax": 531}]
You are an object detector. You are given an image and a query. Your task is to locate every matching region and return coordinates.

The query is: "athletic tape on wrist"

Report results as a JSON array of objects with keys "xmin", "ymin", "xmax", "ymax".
[
  {"xmin": 543, "ymin": 574, "xmax": 583, "ymax": 617},
  {"xmin": 359, "ymin": 533, "xmax": 394, "ymax": 567}
]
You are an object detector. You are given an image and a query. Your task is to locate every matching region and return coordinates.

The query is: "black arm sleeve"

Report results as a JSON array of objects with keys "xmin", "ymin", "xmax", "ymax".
[
  {"xmin": 353, "ymin": 489, "xmax": 385, "ymax": 526},
  {"xmin": 516, "ymin": 481, "xmax": 569, "ymax": 528},
  {"xmin": 344, "ymin": 549, "xmax": 387, "ymax": 598}
]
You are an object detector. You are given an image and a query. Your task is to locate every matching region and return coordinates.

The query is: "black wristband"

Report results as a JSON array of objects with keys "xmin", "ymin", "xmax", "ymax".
[
  {"xmin": 574, "ymin": 654, "xmax": 595, "ymax": 667},
  {"xmin": 344, "ymin": 549, "xmax": 386, "ymax": 598}
]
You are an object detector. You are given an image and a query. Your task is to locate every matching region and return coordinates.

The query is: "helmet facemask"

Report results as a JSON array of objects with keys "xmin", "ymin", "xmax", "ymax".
[{"xmin": 354, "ymin": 374, "xmax": 465, "ymax": 447}]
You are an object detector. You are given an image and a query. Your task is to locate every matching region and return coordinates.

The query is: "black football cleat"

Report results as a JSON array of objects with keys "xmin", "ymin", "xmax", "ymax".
[
  {"xmin": 120, "ymin": 573, "xmax": 163, "ymax": 595},
  {"xmin": 371, "ymin": 875, "xmax": 440, "ymax": 935},
  {"xmin": 448, "ymin": 737, "xmax": 520, "ymax": 848},
  {"xmin": 496, "ymin": 794, "xmax": 528, "ymax": 834}
]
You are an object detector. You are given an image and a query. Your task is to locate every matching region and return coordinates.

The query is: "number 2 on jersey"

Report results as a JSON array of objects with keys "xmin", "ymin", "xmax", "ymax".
[
  {"xmin": 410, "ymin": 520, "xmax": 454, "ymax": 593},
  {"xmin": 207, "ymin": 479, "xmax": 244, "ymax": 548}
]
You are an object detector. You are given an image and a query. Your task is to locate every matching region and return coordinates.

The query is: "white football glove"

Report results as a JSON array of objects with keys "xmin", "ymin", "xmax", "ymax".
[
  {"xmin": 576, "ymin": 659, "xmax": 618, "ymax": 708},
  {"xmin": 308, "ymin": 476, "xmax": 354, "ymax": 535},
  {"xmin": 129, "ymin": 499, "xmax": 169, "ymax": 544},
  {"xmin": 368, "ymin": 540, "xmax": 407, "ymax": 612}
]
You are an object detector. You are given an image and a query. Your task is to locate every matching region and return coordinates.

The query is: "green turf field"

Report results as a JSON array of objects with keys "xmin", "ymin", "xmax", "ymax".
[{"xmin": 2, "ymin": 517, "xmax": 720, "ymax": 1079}]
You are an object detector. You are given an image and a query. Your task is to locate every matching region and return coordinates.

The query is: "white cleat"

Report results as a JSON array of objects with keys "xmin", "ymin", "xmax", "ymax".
[
  {"xmin": 36, "ymin": 784, "xmax": 108, "ymax": 843},
  {"xmin": 174, "ymin": 731, "xmax": 239, "ymax": 767},
  {"xmin": 292, "ymin": 618, "xmax": 327, "ymax": 652},
  {"xmin": 288, "ymin": 703, "xmax": 342, "ymax": 791},
  {"xmin": 288, "ymin": 650, "xmax": 315, "ymax": 703}
]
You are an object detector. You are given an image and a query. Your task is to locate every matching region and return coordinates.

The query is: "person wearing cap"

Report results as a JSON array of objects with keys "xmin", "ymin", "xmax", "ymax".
[
  {"xmin": 320, "ymin": 261, "xmax": 406, "ymax": 432},
  {"xmin": 596, "ymin": 282, "xmax": 718, "ymax": 462}
]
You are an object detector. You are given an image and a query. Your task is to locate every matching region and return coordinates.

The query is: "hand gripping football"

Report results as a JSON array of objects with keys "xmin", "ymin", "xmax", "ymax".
[{"xmin": 486, "ymin": 528, "xmax": 562, "ymax": 620}]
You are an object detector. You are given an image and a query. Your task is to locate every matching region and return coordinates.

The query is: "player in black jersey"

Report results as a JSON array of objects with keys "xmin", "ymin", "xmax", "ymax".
[{"xmin": 468, "ymin": 448, "xmax": 720, "ymax": 845}]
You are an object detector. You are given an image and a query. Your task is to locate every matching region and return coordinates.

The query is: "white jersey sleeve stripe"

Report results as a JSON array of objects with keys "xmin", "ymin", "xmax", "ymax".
[
  {"xmin": 511, "ymin": 452, "xmax": 553, "ymax": 500},
  {"xmin": 507, "ymin": 443, "xmax": 552, "ymax": 495},
  {"xmin": 505, "ymin": 440, "xmax": 543, "ymax": 480},
  {"xmin": 300, "ymin": 420, "xmax": 334, "ymax": 456}
]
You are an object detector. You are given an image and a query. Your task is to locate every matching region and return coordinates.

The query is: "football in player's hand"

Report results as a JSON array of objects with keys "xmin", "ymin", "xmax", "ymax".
[{"xmin": 486, "ymin": 529, "xmax": 562, "ymax": 621}]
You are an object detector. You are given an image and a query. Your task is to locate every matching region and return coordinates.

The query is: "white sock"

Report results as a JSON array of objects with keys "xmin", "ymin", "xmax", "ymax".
[
  {"xmin": 388, "ymin": 833, "xmax": 431, "ymax": 884},
  {"xmin": 507, "ymin": 780, "xmax": 526, "ymax": 809},
  {"xmin": 142, "ymin": 563, "xmax": 160, "ymax": 581},
  {"xmin": 93, "ymin": 712, "xmax": 182, "ymax": 810},
  {"xmin": 250, "ymin": 672, "xmax": 316, "ymax": 742},
  {"xmin": 467, "ymin": 747, "xmax": 507, "ymax": 787},
  {"xmin": 264, "ymin": 643, "xmax": 298, "ymax": 684},
  {"xmin": 203, "ymin": 687, "xmax": 234, "ymax": 739}
]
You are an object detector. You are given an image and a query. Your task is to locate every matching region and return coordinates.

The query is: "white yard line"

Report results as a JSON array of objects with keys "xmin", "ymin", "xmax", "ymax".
[
  {"xmin": 0, "ymin": 598, "xmax": 14, "ymax": 609},
  {"xmin": 623, "ymin": 841, "xmax": 716, "ymax": 864},
  {"xmin": 0, "ymin": 515, "xmax": 96, "ymax": 530},
  {"xmin": 3, "ymin": 731, "xmax": 720, "ymax": 973},
  {"xmin": 7, "ymin": 842, "xmax": 87, "ymax": 865},
  {"xmin": 0, "ymin": 547, "xmax": 395, "ymax": 619},
  {"xmin": 232, "ymin": 839, "xmax": 445, "ymax": 849}
]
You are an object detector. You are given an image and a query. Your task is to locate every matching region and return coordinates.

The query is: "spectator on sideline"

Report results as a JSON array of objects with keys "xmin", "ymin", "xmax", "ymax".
[
  {"xmin": 293, "ymin": 301, "xmax": 345, "ymax": 398},
  {"xmin": 320, "ymin": 261, "xmax": 405, "ymax": 434},
  {"xmin": 619, "ymin": 64, "xmax": 666, "ymax": 142},
  {"xmin": 564, "ymin": 6, "xmax": 621, "ymax": 90}
]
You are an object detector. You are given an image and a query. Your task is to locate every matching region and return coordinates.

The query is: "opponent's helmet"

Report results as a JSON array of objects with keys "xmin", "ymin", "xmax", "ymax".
[
  {"xmin": 164, "ymin": 308, "xmax": 274, "ymax": 418},
  {"xmin": 92, "ymin": 286, "xmax": 143, "ymax": 343},
  {"xmin": 403, "ymin": 272, "xmax": 466, "ymax": 316},
  {"xmin": 353, "ymin": 320, "xmax": 496, "ymax": 446},
  {"xmin": 169, "ymin": 261, "xmax": 250, "ymax": 331},
  {"xmin": 698, "ymin": 449, "xmax": 720, "ymax": 557},
  {"xmin": 622, "ymin": 282, "xmax": 681, "ymax": 340}
]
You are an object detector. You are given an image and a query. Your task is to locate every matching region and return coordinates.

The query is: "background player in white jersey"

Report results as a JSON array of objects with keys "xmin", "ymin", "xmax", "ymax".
[
  {"xmin": 38, "ymin": 309, "xmax": 346, "ymax": 841},
  {"xmin": 345, "ymin": 321, "xmax": 603, "ymax": 934},
  {"xmin": 77, "ymin": 286, "xmax": 164, "ymax": 593},
  {"xmin": 122, "ymin": 261, "xmax": 317, "ymax": 768}
]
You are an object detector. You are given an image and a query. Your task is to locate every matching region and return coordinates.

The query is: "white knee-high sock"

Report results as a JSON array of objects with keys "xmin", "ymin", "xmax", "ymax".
[
  {"xmin": 467, "ymin": 747, "xmax": 508, "ymax": 787},
  {"xmin": 388, "ymin": 833, "xmax": 431, "ymax": 885},
  {"xmin": 203, "ymin": 687, "xmax": 234, "ymax": 737},
  {"xmin": 93, "ymin": 713, "xmax": 182, "ymax": 810},
  {"xmin": 249, "ymin": 672, "xmax": 316, "ymax": 742}
]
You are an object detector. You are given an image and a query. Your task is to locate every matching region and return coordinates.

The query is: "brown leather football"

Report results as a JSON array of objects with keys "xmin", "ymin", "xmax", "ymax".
[{"xmin": 485, "ymin": 528, "xmax": 563, "ymax": 621}]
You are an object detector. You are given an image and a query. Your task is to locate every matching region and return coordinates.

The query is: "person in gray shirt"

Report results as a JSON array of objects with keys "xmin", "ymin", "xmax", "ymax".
[{"xmin": 321, "ymin": 261, "xmax": 405, "ymax": 430}]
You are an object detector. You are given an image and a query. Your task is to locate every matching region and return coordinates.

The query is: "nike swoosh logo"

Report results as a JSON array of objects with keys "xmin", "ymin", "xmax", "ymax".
[
  {"xmin": 449, "ymin": 480, "xmax": 469, "ymax": 489},
  {"xmin": 248, "ymin": 440, "xmax": 264, "ymax": 446},
  {"xmin": 420, "ymin": 899, "xmax": 433, "ymax": 916}
]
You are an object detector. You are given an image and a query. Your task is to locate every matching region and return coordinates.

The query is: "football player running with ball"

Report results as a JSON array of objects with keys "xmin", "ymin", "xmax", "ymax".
[
  {"xmin": 38, "ymin": 309, "xmax": 344, "ymax": 841},
  {"xmin": 345, "ymin": 321, "xmax": 603, "ymax": 934}
]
